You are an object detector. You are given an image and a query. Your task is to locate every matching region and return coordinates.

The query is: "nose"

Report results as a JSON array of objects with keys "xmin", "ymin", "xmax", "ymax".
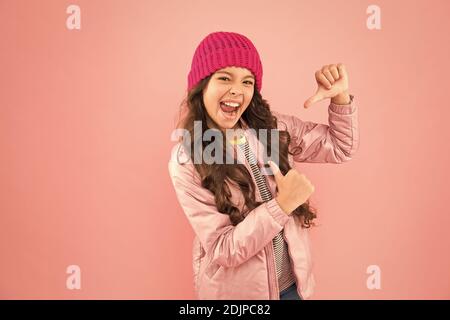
[{"xmin": 230, "ymin": 87, "xmax": 241, "ymax": 96}]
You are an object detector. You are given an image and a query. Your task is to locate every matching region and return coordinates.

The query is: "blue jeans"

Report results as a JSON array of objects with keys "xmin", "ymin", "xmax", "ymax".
[{"xmin": 279, "ymin": 283, "xmax": 302, "ymax": 300}]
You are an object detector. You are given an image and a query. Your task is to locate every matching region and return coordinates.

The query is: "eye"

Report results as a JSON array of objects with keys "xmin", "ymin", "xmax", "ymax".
[{"xmin": 218, "ymin": 77, "xmax": 253, "ymax": 85}]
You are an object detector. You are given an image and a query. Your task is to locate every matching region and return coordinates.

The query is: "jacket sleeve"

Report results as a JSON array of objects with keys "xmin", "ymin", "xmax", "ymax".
[
  {"xmin": 168, "ymin": 149, "xmax": 290, "ymax": 268},
  {"xmin": 272, "ymin": 94, "xmax": 359, "ymax": 163}
]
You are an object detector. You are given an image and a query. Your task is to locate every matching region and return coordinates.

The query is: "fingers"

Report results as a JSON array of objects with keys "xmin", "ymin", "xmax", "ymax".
[
  {"xmin": 337, "ymin": 63, "xmax": 347, "ymax": 79},
  {"xmin": 315, "ymin": 71, "xmax": 332, "ymax": 89},
  {"xmin": 329, "ymin": 64, "xmax": 339, "ymax": 79},
  {"xmin": 321, "ymin": 66, "xmax": 335, "ymax": 86},
  {"xmin": 315, "ymin": 63, "xmax": 345, "ymax": 89}
]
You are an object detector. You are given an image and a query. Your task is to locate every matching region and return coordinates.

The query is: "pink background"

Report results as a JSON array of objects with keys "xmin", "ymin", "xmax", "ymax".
[{"xmin": 1, "ymin": 0, "xmax": 449, "ymax": 299}]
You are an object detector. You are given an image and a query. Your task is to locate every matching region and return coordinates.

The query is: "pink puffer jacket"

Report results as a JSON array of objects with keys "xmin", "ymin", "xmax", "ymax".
[{"xmin": 168, "ymin": 96, "xmax": 359, "ymax": 299}]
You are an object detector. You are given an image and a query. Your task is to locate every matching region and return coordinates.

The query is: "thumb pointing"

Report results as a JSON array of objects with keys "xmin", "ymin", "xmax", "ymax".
[
  {"xmin": 268, "ymin": 160, "xmax": 283, "ymax": 184},
  {"xmin": 304, "ymin": 93, "xmax": 321, "ymax": 108}
]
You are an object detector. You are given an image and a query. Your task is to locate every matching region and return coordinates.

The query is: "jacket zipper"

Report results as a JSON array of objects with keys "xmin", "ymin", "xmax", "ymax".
[
  {"xmin": 239, "ymin": 133, "xmax": 280, "ymax": 300},
  {"xmin": 282, "ymin": 229, "xmax": 305, "ymax": 300},
  {"xmin": 265, "ymin": 241, "xmax": 280, "ymax": 300}
]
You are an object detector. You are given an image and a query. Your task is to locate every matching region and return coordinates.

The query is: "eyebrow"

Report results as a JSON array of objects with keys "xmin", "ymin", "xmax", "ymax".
[{"xmin": 216, "ymin": 71, "xmax": 255, "ymax": 80}]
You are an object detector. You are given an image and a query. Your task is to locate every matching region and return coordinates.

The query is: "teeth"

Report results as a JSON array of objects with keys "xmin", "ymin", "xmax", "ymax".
[{"xmin": 222, "ymin": 101, "xmax": 240, "ymax": 107}]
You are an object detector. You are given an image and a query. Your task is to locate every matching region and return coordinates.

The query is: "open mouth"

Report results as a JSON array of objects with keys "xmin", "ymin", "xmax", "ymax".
[{"xmin": 219, "ymin": 101, "xmax": 241, "ymax": 119}]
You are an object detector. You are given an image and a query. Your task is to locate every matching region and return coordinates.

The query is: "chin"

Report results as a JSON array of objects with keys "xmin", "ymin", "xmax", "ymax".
[{"xmin": 223, "ymin": 119, "xmax": 240, "ymax": 129}]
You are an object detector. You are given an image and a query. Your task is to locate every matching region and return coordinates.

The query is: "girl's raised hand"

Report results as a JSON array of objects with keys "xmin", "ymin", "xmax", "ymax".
[{"xmin": 304, "ymin": 63, "xmax": 349, "ymax": 108}]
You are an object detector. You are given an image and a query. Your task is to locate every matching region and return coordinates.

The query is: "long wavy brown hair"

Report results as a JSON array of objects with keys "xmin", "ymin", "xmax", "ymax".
[{"xmin": 176, "ymin": 74, "xmax": 317, "ymax": 228}]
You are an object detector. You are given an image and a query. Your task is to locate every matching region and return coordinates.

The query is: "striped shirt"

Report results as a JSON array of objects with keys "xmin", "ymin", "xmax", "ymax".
[{"xmin": 234, "ymin": 135, "xmax": 296, "ymax": 293}]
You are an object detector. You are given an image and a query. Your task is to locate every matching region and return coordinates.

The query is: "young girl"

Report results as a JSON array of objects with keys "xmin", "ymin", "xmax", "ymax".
[{"xmin": 168, "ymin": 31, "xmax": 359, "ymax": 300}]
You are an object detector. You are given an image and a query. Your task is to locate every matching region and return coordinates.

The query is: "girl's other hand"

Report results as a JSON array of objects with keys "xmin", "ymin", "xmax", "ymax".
[{"xmin": 268, "ymin": 161, "xmax": 315, "ymax": 215}]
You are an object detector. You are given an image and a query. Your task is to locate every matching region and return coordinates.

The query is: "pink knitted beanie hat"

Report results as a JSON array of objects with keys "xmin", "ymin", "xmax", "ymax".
[{"xmin": 187, "ymin": 31, "xmax": 263, "ymax": 92}]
